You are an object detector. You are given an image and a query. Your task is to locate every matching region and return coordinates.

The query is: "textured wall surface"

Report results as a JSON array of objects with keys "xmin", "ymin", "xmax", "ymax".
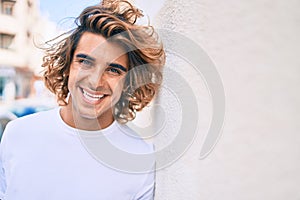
[{"xmin": 152, "ymin": 0, "xmax": 300, "ymax": 199}]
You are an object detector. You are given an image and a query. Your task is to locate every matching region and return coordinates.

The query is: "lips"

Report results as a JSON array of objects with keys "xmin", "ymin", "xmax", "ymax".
[{"xmin": 80, "ymin": 87, "xmax": 106, "ymax": 104}]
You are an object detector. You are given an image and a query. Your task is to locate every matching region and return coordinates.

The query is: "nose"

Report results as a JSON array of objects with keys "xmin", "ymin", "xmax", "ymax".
[{"xmin": 88, "ymin": 66, "xmax": 107, "ymax": 89}]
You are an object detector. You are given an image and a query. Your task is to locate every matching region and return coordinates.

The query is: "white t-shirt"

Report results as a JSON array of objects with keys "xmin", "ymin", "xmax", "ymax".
[{"xmin": 0, "ymin": 108, "xmax": 155, "ymax": 200}]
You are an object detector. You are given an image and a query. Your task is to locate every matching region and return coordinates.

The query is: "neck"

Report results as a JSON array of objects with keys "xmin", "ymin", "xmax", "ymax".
[{"xmin": 60, "ymin": 99, "xmax": 114, "ymax": 131}]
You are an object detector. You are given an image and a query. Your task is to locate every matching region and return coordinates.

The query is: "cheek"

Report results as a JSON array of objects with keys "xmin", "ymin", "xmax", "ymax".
[
  {"xmin": 68, "ymin": 66, "xmax": 82, "ymax": 89},
  {"xmin": 67, "ymin": 72, "xmax": 76, "ymax": 90},
  {"xmin": 112, "ymin": 78, "xmax": 126, "ymax": 98}
]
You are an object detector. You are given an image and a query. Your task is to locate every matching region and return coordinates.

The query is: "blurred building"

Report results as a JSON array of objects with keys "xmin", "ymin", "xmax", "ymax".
[{"xmin": 0, "ymin": 0, "xmax": 57, "ymax": 102}]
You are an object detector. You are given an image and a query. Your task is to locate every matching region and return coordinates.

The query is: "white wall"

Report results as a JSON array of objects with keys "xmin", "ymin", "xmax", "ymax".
[{"xmin": 152, "ymin": 0, "xmax": 300, "ymax": 199}]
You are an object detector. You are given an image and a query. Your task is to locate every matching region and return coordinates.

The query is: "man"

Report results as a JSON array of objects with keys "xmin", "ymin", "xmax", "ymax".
[{"xmin": 0, "ymin": 0, "xmax": 165, "ymax": 199}]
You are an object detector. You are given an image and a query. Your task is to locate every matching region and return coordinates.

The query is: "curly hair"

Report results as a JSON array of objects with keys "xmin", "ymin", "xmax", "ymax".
[{"xmin": 42, "ymin": 0, "xmax": 165, "ymax": 123}]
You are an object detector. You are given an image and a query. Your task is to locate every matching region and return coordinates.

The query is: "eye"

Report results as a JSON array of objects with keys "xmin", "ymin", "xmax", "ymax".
[
  {"xmin": 76, "ymin": 58, "xmax": 93, "ymax": 69},
  {"xmin": 106, "ymin": 67, "xmax": 122, "ymax": 75}
]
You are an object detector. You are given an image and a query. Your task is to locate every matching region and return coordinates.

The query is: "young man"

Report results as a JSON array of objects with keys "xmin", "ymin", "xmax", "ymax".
[{"xmin": 0, "ymin": 0, "xmax": 165, "ymax": 199}]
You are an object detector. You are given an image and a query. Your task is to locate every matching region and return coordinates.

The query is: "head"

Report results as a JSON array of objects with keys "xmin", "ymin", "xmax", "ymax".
[{"xmin": 42, "ymin": 0, "xmax": 165, "ymax": 124}]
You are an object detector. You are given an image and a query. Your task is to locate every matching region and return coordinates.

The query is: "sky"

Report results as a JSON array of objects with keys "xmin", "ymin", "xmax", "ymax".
[
  {"xmin": 39, "ymin": 0, "xmax": 99, "ymax": 25},
  {"xmin": 39, "ymin": 0, "xmax": 165, "ymax": 29}
]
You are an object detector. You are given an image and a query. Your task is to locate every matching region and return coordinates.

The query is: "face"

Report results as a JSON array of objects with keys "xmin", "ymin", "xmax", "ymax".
[{"xmin": 65, "ymin": 32, "xmax": 128, "ymax": 129}]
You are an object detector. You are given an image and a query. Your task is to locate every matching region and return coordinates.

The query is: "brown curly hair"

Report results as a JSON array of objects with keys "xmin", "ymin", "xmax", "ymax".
[{"xmin": 42, "ymin": 0, "xmax": 165, "ymax": 123}]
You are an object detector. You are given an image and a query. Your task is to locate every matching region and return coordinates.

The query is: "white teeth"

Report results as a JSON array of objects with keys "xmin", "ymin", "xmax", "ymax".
[{"xmin": 82, "ymin": 89, "xmax": 104, "ymax": 101}]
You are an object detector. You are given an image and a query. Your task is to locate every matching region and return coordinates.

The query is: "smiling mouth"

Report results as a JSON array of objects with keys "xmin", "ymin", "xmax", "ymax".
[{"xmin": 81, "ymin": 88, "xmax": 106, "ymax": 103}]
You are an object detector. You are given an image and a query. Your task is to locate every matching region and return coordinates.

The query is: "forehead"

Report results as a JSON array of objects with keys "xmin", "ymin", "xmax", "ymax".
[{"xmin": 76, "ymin": 32, "xmax": 128, "ymax": 64}]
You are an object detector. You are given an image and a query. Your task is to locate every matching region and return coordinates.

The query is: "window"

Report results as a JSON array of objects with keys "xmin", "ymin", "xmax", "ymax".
[
  {"xmin": 0, "ymin": 77, "xmax": 5, "ymax": 97},
  {"xmin": 27, "ymin": 0, "xmax": 32, "ymax": 8},
  {"xmin": 0, "ymin": 33, "xmax": 15, "ymax": 49},
  {"xmin": 1, "ymin": 0, "xmax": 16, "ymax": 15},
  {"xmin": 27, "ymin": 0, "xmax": 33, "ymax": 12},
  {"xmin": 26, "ymin": 30, "xmax": 31, "ymax": 39}
]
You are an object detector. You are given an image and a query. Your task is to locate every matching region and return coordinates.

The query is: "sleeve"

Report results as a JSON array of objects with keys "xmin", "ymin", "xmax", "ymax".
[
  {"xmin": 0, "ymin": 123, "xmax": 9, "ymax": 199},
  {"xmin": 0, "ymin": 142, "xmax": 7, "ymax": 200},
  {"xmin": 0, "ymin": 160, "xmax": 5, "ymax": 200},
  {"xmin": 133, "ymin": 171, "xmax": 155, "ymax": 200}
]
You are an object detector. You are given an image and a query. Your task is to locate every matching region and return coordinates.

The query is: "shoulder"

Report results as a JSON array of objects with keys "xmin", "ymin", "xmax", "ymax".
[
  {"xmin": 6, "ymin": 108, "xmax": 58, "ymax": 128},
  {"xmin": 3, "ymin": 108, "xmax": 58, "ymax": 140},
  {"xmin": 101, "ymin": 122, "xmax": 155, "ymax": 173},
  {"xmin": 105, "ymin": 121, "xmax": 154, "ymax": 156}
]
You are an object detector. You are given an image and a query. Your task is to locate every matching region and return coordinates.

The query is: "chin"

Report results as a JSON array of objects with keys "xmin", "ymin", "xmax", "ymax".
[
  {"xmin": 79, "ymin": 107, "xmax": 113, "ymax": 120},
  {"xmin": 80, "ymin": 113, "xmax": 99, "ymax": 120}
]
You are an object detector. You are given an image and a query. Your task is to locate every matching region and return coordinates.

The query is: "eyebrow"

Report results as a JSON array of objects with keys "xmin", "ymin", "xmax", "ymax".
[
  {"xmin": 76, "ymin": 53, "xmax": 127, "ymax": 72},
  {"xmin": 109, "ymin": 63, "xmax": 128, "ymax": 72},
  {"xmin": 75, "ymin": 53, "xmax": 96, "ymax": 62}
]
